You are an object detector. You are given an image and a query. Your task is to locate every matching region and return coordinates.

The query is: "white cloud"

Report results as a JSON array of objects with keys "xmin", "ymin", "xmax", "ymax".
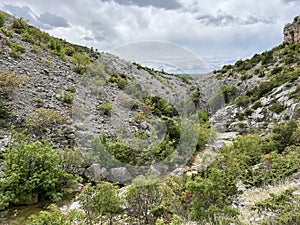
[{"xmin": 0, "ymin": 0, "xmax": 298, "ymax": 72}]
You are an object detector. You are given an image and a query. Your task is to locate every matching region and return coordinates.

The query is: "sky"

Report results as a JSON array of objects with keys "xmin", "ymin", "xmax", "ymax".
[{"xmin": 0, "ymin": 0, "xmax": 299, "ymax": 74}]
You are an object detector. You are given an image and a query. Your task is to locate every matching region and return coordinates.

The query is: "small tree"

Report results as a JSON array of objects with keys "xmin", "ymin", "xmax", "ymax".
[
  {"xmin": 0, "ymin": 132, "xmax": 76, "ymax": 210},
  {"xmin": 78, "ymin": 182, "xmax": 122, "ymax": 225},
  {"xmin": 125, "ymin": 175, "xmax": 162, "ymax": 225},
  {"xmin": 71, "ymin": 52, "xmax": 91, "ymax": 74}
]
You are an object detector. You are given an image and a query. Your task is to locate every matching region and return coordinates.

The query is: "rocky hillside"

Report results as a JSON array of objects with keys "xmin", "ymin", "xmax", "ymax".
[
  {"xmin": 0, "ymin": 11, "xmax": 205, "ymax": 182},
  {"xmin": 1, "ymin": 10, "xmax": 300, "ymax": 225}
]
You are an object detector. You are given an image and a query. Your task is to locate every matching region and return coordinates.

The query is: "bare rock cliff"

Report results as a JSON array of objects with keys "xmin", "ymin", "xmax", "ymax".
[{"xmin": 284, "ymin": 15, "xmax": 300, "ymax": 44}]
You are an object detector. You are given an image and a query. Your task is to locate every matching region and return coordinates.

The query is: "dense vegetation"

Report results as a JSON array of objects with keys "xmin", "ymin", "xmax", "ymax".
[
  {"xmin": 0, "ymin": 133, "xmax": 78, "ymax": 210},
  {"xmin": 2, "ymin": 120, "xmax": 296, "ymax": 224}
]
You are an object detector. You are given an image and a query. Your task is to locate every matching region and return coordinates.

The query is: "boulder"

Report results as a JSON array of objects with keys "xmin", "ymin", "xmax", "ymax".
[
  {"xmin": 110, "ymin": 167, "xmax": 132, "ymax": 183},
  {"xmin": 84, "ymin": 164, "xmax": 109, "ymax": 183}
]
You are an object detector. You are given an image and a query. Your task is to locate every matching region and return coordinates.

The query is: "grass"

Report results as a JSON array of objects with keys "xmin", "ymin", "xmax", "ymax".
[
  {"xmin": 1, "ymin": 203, "xmax": 45, "ymax": 225},
  {"xmin": 238, "ymin": 171, "xmax": 300, "ymax": 224}
]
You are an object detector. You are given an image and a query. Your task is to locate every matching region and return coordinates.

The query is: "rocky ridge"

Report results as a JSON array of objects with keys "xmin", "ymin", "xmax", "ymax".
[{"xmin": 284, "ymin": 15, "xmax": 300, "ymax": 45}]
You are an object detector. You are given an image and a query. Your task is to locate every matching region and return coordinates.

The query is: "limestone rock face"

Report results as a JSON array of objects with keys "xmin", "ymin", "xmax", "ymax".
[{"xmin": 284, "ymin": 15, "xmax": 300, "ymax": 44}]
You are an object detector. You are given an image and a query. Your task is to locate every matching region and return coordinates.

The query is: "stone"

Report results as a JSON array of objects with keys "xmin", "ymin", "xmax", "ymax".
[
  {"xmin": 284, "ymin": 15, "xmax": 300, "ymax": 45},
  {"xmin": 110, "ymin": 167, "xmax": 132, "ymax": 183},
  {"xmin": 84, "ymin": 164, "xmax": 109, "ymax": 183},
  {"xmin": 170, "ymin": 167, "xmax": 187, "ymax": 177}
]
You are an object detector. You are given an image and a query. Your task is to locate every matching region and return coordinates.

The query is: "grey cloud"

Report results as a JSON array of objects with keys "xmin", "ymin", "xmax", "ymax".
[
  {"xmin": 3, "ymin": 4, "xmax": 36, "ymax": 22},
  {"xmin": 101, "ymin": 0, "xmax": 182, "ymax": 10},
  {"xmin": 281, "ymin": 0, "xmax": 300, "ymax": 2},
  {"xmin": 244, "ymin": 16, "xmax": 274, "ymax": 25},
  {"xmin": 196, "ymin": 14, "xmax": 236, "ymax": 26},
  {"xmin": 2, "ymin": 4, "xmax": 69, "ymax": 30},
  {"xmin": 196, "ymin": 13, "xmax": 275, "ymax": 26},
  {"xmin": 90, "ymin": 21, "xmax": 117, "ymax": 41},
  {"xmin": 38, "ymin": 12, "xmax": 69, "ymax": 28},
  {"xmin": 83, "ymin": 36, "xmax": 94, "ymax": 41}
]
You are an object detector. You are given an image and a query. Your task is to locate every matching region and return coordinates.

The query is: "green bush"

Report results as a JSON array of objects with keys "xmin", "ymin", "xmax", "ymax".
[
  {"xmin": 0, "ymin": 27, "xmax": 13, "ymax": 37},
  {"xmin": 125, "ymin": 175, "xmax": 162, "ymax": 224},
  {"xmin": 191, "ymin": 89, "xmax": 201, "ymax": 107},
  {"xmin": 78, "ymin": 182, "xmax": 122, "ymax": 225},
  {"xmin": 252, "ymin": 101, "xmax": 262, "ymax": 109},
  {"xmin": 11, "ymin": 17, "xmax": 28, "ymax": 33},
  {"xmin": 261, "ymin": 50, "xmax": 273, "ymax": 65},
  {"xmin": 25, "ymin": 108, "xmax": 67, "ymax": 134},
  {"xmin": 98, "ymin": 102, "xmax": 113, "ymax": 116},
  {"xmin": 0, "ymin": 70, "xmax": 29, "ymax": 96},
  {"xmin": 221, "ymin": 85, "xmax": 237, "ymax": 104},
  {"xmin": 8, "ymin": 41, "xmax": 26, "ymax": 58},
  {"xmin": 0, "ymin": 12, "xmax": 7, "ymax": 27},
  {"xmin": 142, "ymin": 95, "xmax": 178, "ymax": 117},
  {"xmin": 71, "ymin": 52, "xmax": 91, "ymax": 74},
  {"xmin": 235, "ymin": 95, "xmax": 250, "ymax": 107},
  {"xmin": 28, "ymin": 204, "xmax": 84, "ymax": 225},
  {"xmin": 252, "ymin": 189, "xmax": 300, "ymax": 224},
  {"xmin": 0, "ymin": 100, "xmax": 9, "ymax": 127},
  {"xmin": 109, "ymin": 74, "xmax": 127, "ymax": 89},
  {"xmin": 61, "ymin": 90, "xmax": 75, "ymax": 104},
  {"xmin": 271, "ymin": 66, "xmax": 283, "ymax": 75},
  {"xmin": 0, "ymin": 133, "xmax": 76, "ymax": 210},
  {"xmin": 198, "ymin": 109, "xmax": 209, "ymax": 123},
  {"xmin": 188, "ymin": 168, "xmax": 239, "ymax": 224},
  {"xmin": 268, "ymin": 102, "xmax": 285, "ymax": 114}
]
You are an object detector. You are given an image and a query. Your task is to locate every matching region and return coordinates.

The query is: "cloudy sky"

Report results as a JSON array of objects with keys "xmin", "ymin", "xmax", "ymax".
[{"xmin": 0, "ymin": 0, "xmax": 299, "ymax": 73}]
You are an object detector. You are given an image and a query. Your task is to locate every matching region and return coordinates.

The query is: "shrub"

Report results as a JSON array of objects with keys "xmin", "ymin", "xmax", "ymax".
[
  {"xmin": 61, "ymin": 90, "xmax": 75, "ymax": 104},
  {"xmin": 11, "ymin": 17, "xmax": 28, "ymax": 33},
  {"xmin": 0, "ymin": 70, "xmax": 29, "ymax": 96},
  {"xmin": 191, "ymin": 89, "xmax": 201, "ymax": 107},
  {"xmin": 25, "ymin": 108, "xmax": 67, "ymax": 134},
  {"xmin": 142, "ymin": 95, "xmax": 178, "ymax": 117},
  {"xmin": 235, "ymin": 95, "xmax": 250, "ymax": 107},
  {"xmin": 8, "ymin": 41, "xmax": 26, "ymax": 58},
  {"xmin": 78, "ymin": 182, "xmax": 122, "ymax": 225},
  {"xmin": 261, "ymin": 51, "xmax": 273, "ymax": 65},
  {"xmin": 0, "ymin": 100, "xmax": 9, "ymax": 127},
  {"xmin": 0, "ymin": 12, "xmax": 7, "ymax": 27},
  {"xmin": 271, "ymin": 66, "xmax": 283, "ymax": 75},
  {"xmin": 198, "ymin": 109, "xmax": 209, "ymax": 123},
  {"xmin": 268, "ymin": 102, "xmax": 285, "ymax": 114},
  {"xmin": 0, "ymin": 27, "xmax": 13, "ymax": 37},
  {"xmin": 221, "ymin": 85, "xmax": 237, "ymax": 104},
  {"xmin": 0, "ymin": 133, "xmax": 76, "ymax": 210},
  {"xmin": 48, "ymin": 38, "xmax": 63, "ymax": 53},
  {"xmin": 252, "ymin": 189, "xmax": 300, "ymax": 225},
  {"xmin": 28, "ymin": 204, "xmax": 84, "ymax": 225},
  {"xmin": 98, "ymin": 102, "xmax": 113, "ymax": 116},
  {"xmin": 188, "ymin": 168, "xmax": 239, "ymax": 224},
  {"xmin": 125, "ymin": 175, "xmax": 162, "ymax": 225},
  {"xmin": 252, "ymin": 101, "xmax": 262, "ymax": 110},
  {"xmin": 109, "ymin": 74, "xmax": 127, "ymax": 89},
  {"xmin": 71, "ymin": 52, "xmax": 91, "ymax": 74}
]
